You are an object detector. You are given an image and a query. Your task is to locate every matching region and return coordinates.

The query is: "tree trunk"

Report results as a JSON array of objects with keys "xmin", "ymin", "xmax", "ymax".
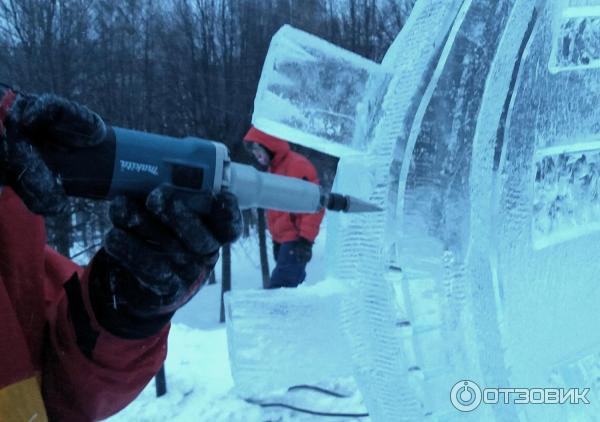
[
  {"xmin": 219, "ymin": 244, "xmax": 231, "ymax": 323},
  {"xmin": 257, "ymin": 209, "xmax": 270, "ymax": 288}
]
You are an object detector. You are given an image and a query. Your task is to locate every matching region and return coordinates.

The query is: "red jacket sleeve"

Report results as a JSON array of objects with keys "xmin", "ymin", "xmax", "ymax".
[
  {"xmin": 289, "ymin": 157, "xmax": 325, "ymax": 242},
  {"xmin": 42, "ymin": 247, "xmax": 168, "ymax": 421}
]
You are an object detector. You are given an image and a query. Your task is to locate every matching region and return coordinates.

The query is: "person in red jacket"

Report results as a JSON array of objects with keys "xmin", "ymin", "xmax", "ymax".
[
  {"xmin": 0, "ymin": 92, "xmax": 242, "ymax": 421},
  {"xmin": 243, "ymin": 126, "xmax": 325, "ymax": 289}
]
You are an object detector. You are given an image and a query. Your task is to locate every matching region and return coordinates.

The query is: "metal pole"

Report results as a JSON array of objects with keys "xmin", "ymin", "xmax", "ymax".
[{"xmin": 155, "ymin": 365, "xmax": 167, "ymax": 397}]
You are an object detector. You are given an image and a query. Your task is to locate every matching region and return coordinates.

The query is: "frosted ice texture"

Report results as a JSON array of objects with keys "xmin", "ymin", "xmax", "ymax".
[
  {"xmin": 224, "ymin": 284, "xmax": 353, "ymax": 397},
  {"xmin": 329, "ymin": 1, "xmax": 467, "ymax": 421},
  {"xmin": 252, "ymin": 25, "xmax": 391, "ymax": 157},
  {"xmin": 471, "ymin": 1, "xmax": 600, "ymax": 420},
  {"xmin": 367, "ymin": 0, "xmax": 539, "ymax": 420},
  {"xmin": 549, "ymin": 4, "xmax": 600, "ymax": 72},
  {"xmin": 533, "ymin": 143, "xmax": 600, "ymax": 249}
]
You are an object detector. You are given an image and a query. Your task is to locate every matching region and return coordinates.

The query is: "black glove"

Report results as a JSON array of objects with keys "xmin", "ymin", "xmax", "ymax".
[
  {"xmin": 1, "ymin": 93, "xmax": 106, "ymax": 215},
  {"xmin": 290, "ymin": 237, "xmax": 313, "ymax": 263},
  {"xmin": 89, "ymin": 186, "xmax": 243, "ymax": 339}
]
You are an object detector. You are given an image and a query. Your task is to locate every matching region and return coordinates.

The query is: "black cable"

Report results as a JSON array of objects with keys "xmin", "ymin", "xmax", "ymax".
[
  {"xmin": 245, "ymin": 398, "xmax": 369, "ymax": 418},
  {"xmin": 287, "ymin": 384, "xmax": 351, "ymax": 398}
]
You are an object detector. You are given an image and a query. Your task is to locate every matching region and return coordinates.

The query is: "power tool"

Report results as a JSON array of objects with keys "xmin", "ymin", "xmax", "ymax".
[{"xmin": 2, "ymin": 89, "xmax": 381, "ymax": 214}]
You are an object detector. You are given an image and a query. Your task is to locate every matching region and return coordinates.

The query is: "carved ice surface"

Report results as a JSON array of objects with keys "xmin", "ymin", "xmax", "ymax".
[
  {"xmin": 480, "ymin": 1, "xmax": 600, "ymax": 420},
  {"xmin": 550, "ymin": 4, "xmax": 600, "ymax": 73},
  {"xmin": 533, "ymin": 142, "xmax": 600, "ymax": 249}
]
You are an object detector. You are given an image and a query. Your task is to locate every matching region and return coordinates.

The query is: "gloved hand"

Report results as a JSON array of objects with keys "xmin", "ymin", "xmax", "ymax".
[
  {"xmin": 89, "ymin": 186, "xmax": 243, "ymax": 339},
  {"xmin": 290, "ymin": 237, "xmax": 313, "ymax": 263},
  {"xmin": 1, "ymin": 93, "xmax": 106, "ymax": 214}
]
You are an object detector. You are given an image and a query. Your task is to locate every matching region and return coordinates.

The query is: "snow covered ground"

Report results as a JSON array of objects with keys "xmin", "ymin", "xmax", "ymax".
[{"xmin": 107, "ymin": 221, "xmax": 369, "ymax": 422}]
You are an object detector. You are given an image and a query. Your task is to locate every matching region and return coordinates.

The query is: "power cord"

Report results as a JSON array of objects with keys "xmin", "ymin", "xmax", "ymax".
[{"xmin": 245, "ymin": 384, "xmax": 369, "ymax": 418}]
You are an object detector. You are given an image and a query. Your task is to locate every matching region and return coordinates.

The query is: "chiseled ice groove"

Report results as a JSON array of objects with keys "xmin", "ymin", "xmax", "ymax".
[
  {"xmin": 549, "ymin": 7, "xmax": 600, "ymax": 73},
  {"xmin": 532, "ymin": 141, "xmax": 600, "ymax": 249}
]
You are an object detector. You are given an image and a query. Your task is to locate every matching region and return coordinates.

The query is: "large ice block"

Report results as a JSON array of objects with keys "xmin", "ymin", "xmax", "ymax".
[
  {"xmin": 224, "ymin": 282, "xmax": 353, "ymax": 397},
  {"xmin": 252, "ymin": 25, "xmax": 392, "ymax": 157}
]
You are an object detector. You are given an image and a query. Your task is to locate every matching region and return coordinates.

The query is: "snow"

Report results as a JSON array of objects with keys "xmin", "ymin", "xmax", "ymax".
[{"xmin": 106, "ymin": 324, "xmax": 249, "ymax": 422}]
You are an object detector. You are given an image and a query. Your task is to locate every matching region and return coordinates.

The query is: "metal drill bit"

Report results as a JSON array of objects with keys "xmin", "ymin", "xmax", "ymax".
[{"xmin": 323, "ymin": 192, "xmax": 383, "ymax": 213}]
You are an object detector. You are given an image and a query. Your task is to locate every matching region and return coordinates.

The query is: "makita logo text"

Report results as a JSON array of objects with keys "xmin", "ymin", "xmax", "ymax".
[{"xmin": 120, "ymin": 160, "xmax": 159, "ymax": 176}]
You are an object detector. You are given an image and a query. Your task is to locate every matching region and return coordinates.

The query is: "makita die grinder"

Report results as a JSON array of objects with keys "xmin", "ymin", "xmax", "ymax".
[{"xmin": 33, "ymin": 125, "xmax": 380, "ymax": 214}]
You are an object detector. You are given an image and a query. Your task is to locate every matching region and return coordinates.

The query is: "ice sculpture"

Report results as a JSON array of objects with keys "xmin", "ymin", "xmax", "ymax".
[
  {"xmin": 226, "ymin": 0, "xmax": 600, "ymax": 421},
  {"xmin": 252, "ymin": 25, "xmax": 392, "ymax": 157}
]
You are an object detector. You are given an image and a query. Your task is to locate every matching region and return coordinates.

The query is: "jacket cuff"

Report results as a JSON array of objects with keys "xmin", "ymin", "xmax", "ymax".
[{"xmin": 87, "ymin": 249, "xmax": 174, "ymax": 340}]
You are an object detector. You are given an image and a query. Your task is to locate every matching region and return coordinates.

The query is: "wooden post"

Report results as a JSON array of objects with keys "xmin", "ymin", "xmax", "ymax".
[
  {"xmin": 257, "ymin": 209, "xmax": 270, "ymax": 288},
  {"xmin": 155, "ymin": 365, "xmax": 167, "ymax": 397},
  {"xmin": 208, "ymin": 270, "xmax": 216, "ymax": 285},
  {"xmin": 219, "ymin": 244, "xmax": 231, "ymax": 323}
]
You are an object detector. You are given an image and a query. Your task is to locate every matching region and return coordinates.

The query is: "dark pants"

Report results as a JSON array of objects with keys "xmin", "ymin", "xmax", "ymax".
[{"xmin": 267, "ymin": 241, "xmax": 307, "ymax": 289}]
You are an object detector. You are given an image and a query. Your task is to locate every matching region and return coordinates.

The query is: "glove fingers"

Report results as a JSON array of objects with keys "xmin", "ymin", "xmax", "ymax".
[
  {"xmin": 110, "ymin": 196, "xmax": 177, "ymax": 246},
  {"xmin": 104, "ymin": 228, "xmax": 195, "ymax": 296},
  {"xmin": 146, "ymin": 187, "xmax": 222, "ymax": 256},
  {"xmin": 109, "ymin": 196, "xmax": 211, "ymax": 277},
  {"xmin": 7, "ymin": 140, "xmax": 67, "ymax": 214},
  {"xmin": 205, "ymin": 192, "xmax": 243, "ymax": 244},
  {"xmin": 20, "ymin": 94, "xmax": 106, "ymax": 148}
]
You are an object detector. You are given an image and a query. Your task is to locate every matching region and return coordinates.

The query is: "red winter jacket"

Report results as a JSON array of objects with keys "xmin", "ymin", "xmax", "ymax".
[
  {"xmin": 244, "ymin": 127, "xmax": 325, "ymax": 243},
  {"xmin": 0, "ymin": 187, "xmax": 168, "ymax": 421}
]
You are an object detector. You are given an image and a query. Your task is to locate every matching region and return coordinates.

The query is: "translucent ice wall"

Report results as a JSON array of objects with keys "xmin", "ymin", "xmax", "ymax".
[
  {"xmin": 388, "ymin": 0, "xmax": 539, "ymax": 420},
  {"xmin": 389, "ymin": 0, "xmax": 600, "ymax": 420},
  {"xmin": 469, "ymin": 1, "xmax": 600, "ymax": 420},
  {"xmin": 330, "ymin": 1, "xmax": 467, "ymax": 421}
]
